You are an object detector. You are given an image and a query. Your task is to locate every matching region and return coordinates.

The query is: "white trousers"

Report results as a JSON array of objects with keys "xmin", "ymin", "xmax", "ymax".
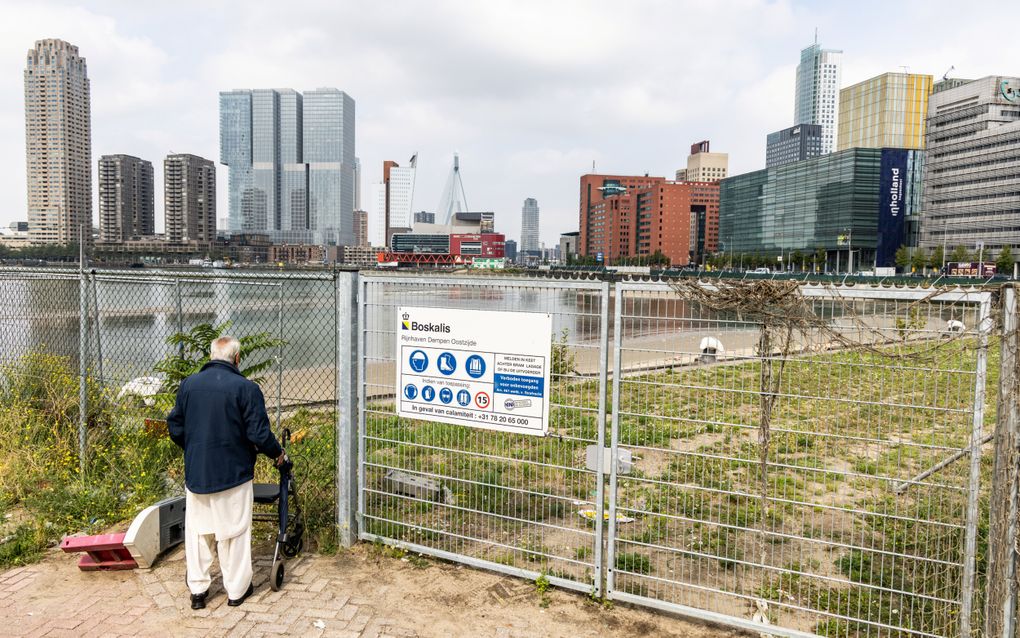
[{"xmin": 185, "ymin": 480, "xmax": 253, "ymax": 599}]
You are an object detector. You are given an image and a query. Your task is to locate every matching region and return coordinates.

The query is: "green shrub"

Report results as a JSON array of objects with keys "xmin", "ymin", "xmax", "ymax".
[
  {"xmin": 0, "ymin": 350, "xmax": 182, "ymax": 557},
  {"xmin": 0, "ymin": 523, "xmax": 46, "ymax": 568},
  {"xmin": 615, "ymin": 551, "xmax": 652, "ymax": 575}
]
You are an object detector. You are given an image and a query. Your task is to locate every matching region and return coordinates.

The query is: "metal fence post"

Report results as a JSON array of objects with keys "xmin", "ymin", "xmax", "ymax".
[
  {"xmin": 987, "ymin": 284, "xmax": 1019, "ymax": 638},
  {"xmin": 77, "ymin": 262, "xmax": 88, "ymax": 475},
  {"xmin": 335, "ymin": 270, "xmax": 359, "ymax": 546},
  {"xmin": 961, "ymin": 295, "xmax": 992, "ymax": 637}
]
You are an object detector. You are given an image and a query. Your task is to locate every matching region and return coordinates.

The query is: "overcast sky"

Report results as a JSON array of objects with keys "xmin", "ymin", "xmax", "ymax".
[{"xmin": 0, "ymin": 0, "xmax": 1014, "ymax": 246}]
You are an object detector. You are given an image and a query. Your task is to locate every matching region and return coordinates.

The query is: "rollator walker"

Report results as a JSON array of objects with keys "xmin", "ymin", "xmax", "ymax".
[{"xmin": 252, "ymin": 427, "xmax": 304, "ymax": 591}]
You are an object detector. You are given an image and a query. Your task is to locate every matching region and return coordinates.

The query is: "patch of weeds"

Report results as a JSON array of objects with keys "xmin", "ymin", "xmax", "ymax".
[
  {"xmin": 775, "ymin": 432, "xmax": 815, "ymax": 455},
  {"xmin": 521, "ymin": 540, "xmax": 551, "ymax": 565},
  {"xmin": 637, "ymin": 516, "xmax": 672, "ymax": 546},
  {"xmin": 493, "ymin": 553, "xmax": 516, "ymax": 566},
  {"xmin": 615, "ymin": 551, "xmax": 652, "ymax": 575},
  {"xmin": 369, "ymin": 537, "xmax": 387, "ymax": 557},
  {"xmin": 312, "ymin": 525, "xmax": 340, "ymax": 555},
  {"xmin": 696, "ymin": 528, "xmax": 743, "ymax": 570},
  {"xmin": 407, "ymin": 553, "xmax": 430, "ymax": 569},
  {"xmin": 619, "ymin": 579, "xmax": 650, "ymax": 597},
  {"xmin": 574, "ymin": 545, "xmax": 592, "ymax": 561},
  {"xmin": 665, "ymin": 454, "xmax": 736, "ymax": 491},
  {"xmin": 535, "ymin": 572, "xmax": 551, "ymax": 608},
  {"xmin": 757, "ymin": 571, "xmax": 801, "ymax": 602},
  {"xmin": 853, "ymin": 459, "xmax": 880, "ymax": 476},
  {"xmin": 0, "ymin": 523, "xmax": 46, "ymax": 568},
  {"xmin": 588, "ymin": 589, "xmax": 613, "ymax": 608}
]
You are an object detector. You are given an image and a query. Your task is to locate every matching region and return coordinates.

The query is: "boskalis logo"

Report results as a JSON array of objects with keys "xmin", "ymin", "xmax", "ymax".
[{"xmin": 402, "ymin": 312, "xmax": 451, "ymax": 333}]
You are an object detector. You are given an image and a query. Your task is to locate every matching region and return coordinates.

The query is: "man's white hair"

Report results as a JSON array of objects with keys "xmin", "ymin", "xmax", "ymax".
[{"xmin": 210, "ymin": 336, "xmax": 241, "ymax": 362}]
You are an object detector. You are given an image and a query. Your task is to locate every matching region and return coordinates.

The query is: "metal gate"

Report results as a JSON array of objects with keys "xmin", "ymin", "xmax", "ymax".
[
  {"xmin": 606, "ymin": 280, "xmax": 993, "ymax": 638},
  {"xmin": 357, "ymin": 274, "xmax": 610, "ymax": 595}
]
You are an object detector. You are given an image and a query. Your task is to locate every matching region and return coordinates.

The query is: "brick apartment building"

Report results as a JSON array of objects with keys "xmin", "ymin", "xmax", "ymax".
[{"xmin": 578, "ymin": 174, "xmax": 719, "ymax": 265}]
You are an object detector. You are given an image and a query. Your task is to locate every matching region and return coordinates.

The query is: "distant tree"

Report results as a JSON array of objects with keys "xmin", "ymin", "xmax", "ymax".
[
  {"xmin": 996, "ymin": 246, "xmax": 1014, "ymax": 275},
  {"xmin": 895, "ymin": 246, "xmax": 910, "ymax": 271},
  {"xmin": 911, "ymin": 249, "xmax": 928, "ymax": 273},
  {"xmin": 814, "ymin": 247, "xmax": 827, "ymax": 273},
  {"xmin": 950, "ymin": 245, "xmax": 971, "ymax": 263},
  {"xmin": 929, "ymin": 245, "xmax": 944, "ymax": 270},
  {"xmin": 790, "ymin": 250, "xmax": 804, "ymax": 272}
]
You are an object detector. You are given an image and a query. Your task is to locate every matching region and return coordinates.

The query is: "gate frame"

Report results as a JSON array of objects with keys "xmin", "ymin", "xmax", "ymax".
[
  {"xmin": 605, "ymin": 280, "xmax": 993, "ymax": 638},
  {"xmin": 355, "ymin": 273, "xmax": 611, "ymax": 596}
]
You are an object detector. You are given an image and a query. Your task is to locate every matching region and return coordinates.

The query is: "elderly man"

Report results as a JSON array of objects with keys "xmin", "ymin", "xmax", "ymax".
[{"xmin": 168, "ymin": 336, "xmax": 287, "ymax": 610}]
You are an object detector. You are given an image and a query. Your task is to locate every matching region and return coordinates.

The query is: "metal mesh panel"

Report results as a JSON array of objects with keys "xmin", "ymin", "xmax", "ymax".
[
  {"xmin": 0, "ymin": 268, "xmax": 339, "ymax": 546},
  {"xmin": 607, "ymin": 281, "xmax": 993, "ymax": 638},
  {"xmin": 0, "ymin": 271, "xmax": 81, "ymax": 368},
  {"xmin": 358, "ymin": 274, "xmax": 608, "ymax": 593}
]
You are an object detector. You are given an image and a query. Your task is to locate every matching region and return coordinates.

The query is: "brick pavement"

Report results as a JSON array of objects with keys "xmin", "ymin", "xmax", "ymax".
[{"xmin": 0, "ymin": 544, "xmax": 738, "ymax": 638}]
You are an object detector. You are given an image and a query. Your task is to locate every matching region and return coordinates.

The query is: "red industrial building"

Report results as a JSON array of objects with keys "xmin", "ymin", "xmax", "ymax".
[{"xmin": 578, "ymin": 174, "xmax": 719, "ymax": 266}]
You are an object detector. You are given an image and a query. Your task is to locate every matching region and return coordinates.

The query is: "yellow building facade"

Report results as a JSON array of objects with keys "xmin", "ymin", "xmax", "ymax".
[{"xmin": 837, "ymin": 73, "xmax": 932, "ymax": 150}]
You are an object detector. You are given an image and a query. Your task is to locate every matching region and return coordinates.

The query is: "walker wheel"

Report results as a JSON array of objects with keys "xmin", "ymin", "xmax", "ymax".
[
  {"xmin": 270, "ymin": 560, "xmax": 285, "ymax": 591},
  {"xmin": 282, "ymin": 536, "xmax": 303, "ymax": 558}
]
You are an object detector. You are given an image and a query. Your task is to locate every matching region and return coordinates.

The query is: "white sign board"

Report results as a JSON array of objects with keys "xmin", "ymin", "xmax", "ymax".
[{"xmin": 396, "ymin": 306, "xmax": 552, "ymax": 436}]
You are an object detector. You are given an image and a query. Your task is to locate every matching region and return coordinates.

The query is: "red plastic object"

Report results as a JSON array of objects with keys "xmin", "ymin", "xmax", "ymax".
[{"xmin": 60, "ymin": 533, "xmax": 138, "ymax": 571}]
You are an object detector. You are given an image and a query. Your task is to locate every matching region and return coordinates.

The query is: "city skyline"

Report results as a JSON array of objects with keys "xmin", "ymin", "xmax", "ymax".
[{"xmin": 0, "ymin": 1, "xmax": 1016, "ymax": 247}]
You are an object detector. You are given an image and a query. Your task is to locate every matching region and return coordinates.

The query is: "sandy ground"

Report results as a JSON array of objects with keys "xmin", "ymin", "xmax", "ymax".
[{"xmin": 0, "ymin": 543, "xmax": 744, "ymax": 638}]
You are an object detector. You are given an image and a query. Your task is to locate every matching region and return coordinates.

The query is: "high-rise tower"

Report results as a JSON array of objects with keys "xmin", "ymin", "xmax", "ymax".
[
  {"xmin": 165, "ymin": 154, "xmax": 216, "ymax": 243},
  {"xmin": 794, "ymin": 40, "xmax": 843, "ymax": 154},
  {"xmin": 521, "ymin": 198, "xmax": 540, "ymax": 256},
  {"xmin": 24, "ymin": 39, "xmax": 93, "ymax": 244},
  {"xmin": 98, "ymin": 155, "xmax": 154, "ymax": 242},
  {"xmin": 219, "ymin": 88, "xmax": 355, "ymax": 245},
  {"xmin": 382, "ymin": 154, "xmax": 416, "ymax": 243}
]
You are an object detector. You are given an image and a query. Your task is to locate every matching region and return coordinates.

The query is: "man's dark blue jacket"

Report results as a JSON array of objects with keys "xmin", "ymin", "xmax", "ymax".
[{"xmin": 167, "ymin": 359, "xmax": 284, "ymax": 494}]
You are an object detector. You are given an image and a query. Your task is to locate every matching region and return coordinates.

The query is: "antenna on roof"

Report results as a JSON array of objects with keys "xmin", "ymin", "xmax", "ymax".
[{"xmin": 814, "ymin": 28, "xmax": 818, "ymax": 45}]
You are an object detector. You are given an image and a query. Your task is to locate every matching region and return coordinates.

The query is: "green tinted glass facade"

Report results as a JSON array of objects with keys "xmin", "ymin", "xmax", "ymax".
[{"xmin": 719, "ymin": 147, "xmax": 922, "ymax": 267}]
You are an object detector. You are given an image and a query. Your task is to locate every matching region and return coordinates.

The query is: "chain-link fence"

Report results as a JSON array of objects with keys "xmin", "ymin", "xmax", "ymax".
[{"xmin": 0, "ymin": 268, "xmax": 340, "ymax": 549}]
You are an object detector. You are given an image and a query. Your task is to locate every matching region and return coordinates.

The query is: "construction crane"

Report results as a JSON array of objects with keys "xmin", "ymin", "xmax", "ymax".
[{"xmin": 942, "ymin": 65, "xmax": 955, "ymax": 81}]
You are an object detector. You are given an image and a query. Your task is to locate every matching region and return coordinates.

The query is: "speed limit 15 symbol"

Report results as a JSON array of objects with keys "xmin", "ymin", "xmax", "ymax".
[{"xmin": 474, "ymin": 391, "xmax": 490, "ymax": 409}]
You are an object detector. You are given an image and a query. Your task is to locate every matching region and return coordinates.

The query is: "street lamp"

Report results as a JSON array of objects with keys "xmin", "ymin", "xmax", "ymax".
[
  {"xmin": 942, "ymin": 218, "xmax": 948, "ymax": 272},
  {"xmin": 842, "ymin": 226, "xmax": 854, "ymax": 274}
]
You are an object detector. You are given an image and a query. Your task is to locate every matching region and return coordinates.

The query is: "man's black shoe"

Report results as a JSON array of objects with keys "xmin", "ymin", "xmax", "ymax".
[
  {"xmin": 227, "ymin": 583, "xmax": 254, "ymax": 607},
  {"xmin": 190, "ymin": 590, "xmax": 208, "ymax": 610}
]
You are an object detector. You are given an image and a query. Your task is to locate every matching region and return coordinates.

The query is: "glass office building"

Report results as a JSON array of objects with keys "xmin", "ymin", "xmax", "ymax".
[
  {"xmin": 219, "ymin": 88, "xmax": 355, "ymax": 246},
  {"xmin": 719, "ymin": 147, "xmax": 923, "ymax": 268}
]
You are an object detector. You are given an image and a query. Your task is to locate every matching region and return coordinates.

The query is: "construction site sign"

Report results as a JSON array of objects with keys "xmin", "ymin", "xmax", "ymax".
[{"xmin": 396, "ymin": 306, "xmax": 552, "ymax": 436}]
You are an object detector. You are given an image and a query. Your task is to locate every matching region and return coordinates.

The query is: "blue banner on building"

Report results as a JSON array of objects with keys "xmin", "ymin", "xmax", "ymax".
[{"xmin": 877, "ymin": 149, "xmax": 909, "ymax": 267}]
